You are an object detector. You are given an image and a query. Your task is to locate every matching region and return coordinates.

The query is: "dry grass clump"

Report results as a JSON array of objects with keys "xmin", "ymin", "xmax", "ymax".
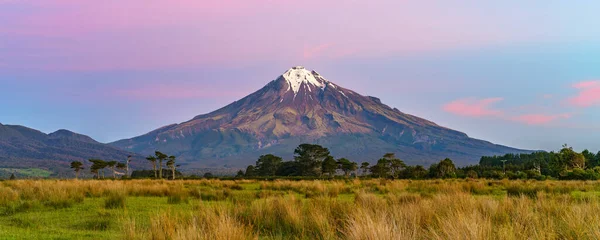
[
  {"xmin": 104, "ymin": 192, "xmax": 126, "ymax": 209},
  {"xmin": 125, "ymin": 207, "xmax": 256, "ymax": 240}
]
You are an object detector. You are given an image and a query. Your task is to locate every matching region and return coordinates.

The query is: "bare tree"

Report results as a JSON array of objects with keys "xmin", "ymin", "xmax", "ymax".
[{"xmin": 126, "ymin": 155, "xmax": 132, "ymax": 178}]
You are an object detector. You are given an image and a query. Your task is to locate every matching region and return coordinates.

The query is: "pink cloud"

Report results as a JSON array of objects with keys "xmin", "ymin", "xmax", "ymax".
[
  {"xmin": 303, "ymin": 43, "xmax": 334, "ymax": 59},
  {"xmin": 113, "ymin": 84, "xmax": 246, "ymax": 100},
  {"xmin": 512, "ymin": 114, "xmax": 571, "ymax": 125},
  {"xmin": 445, "ymin": 97, "xmax": 572, "ymax": 126},
  {"xmin": 573, "ymin": 81, "xmax": 600, "ymax": 89},
  {"xmin": 443, "ymin": 98, "xmax": 504, "ymax": 117},
  {"xmin": 568, "ymin": 80, "xmax": 600, "ymax": 107},
  {"xmin": 1, "ymin": 1, "xmax": 573, "ymax": 71}
]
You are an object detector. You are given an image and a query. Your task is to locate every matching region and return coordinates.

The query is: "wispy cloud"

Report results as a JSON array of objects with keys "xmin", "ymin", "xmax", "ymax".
[
  {"xmin": 444, "ymin": 97, "xmax": 572, "ymax": 126},
  {"xmin": 112, "ymin": 84, "xmax": 246, "ymax": 100},
  {"xmin": 442, "ymin": 98, "xmax": 504, "ymax": 117},
  {"xmin": 568, "ymin": 80, "xmax": 600, "ymax": 107},
  {"xmin": 512, "ymin": 114, "xmax": 571, "ymax": 125},
  {"xmin": 303, "ymin": 43, "xmax": 334, "ymax": 59}
]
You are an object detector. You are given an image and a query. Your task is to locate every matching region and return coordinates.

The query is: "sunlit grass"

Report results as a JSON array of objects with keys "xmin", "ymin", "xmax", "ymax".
[{"xmin": 2, "ymin": 179, "xmax": 600, "ymax": 239}]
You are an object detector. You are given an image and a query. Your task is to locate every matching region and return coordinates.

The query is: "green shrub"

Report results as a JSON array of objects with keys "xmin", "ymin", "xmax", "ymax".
[
  {"xmin": 1, "ymin": 200, "xmax": 40, "ymax": 216},
  {"xmin": 82, "ymin": 218, "xmax": 112, "ymax": 231},
  {"xmin": 44, "ymin": 199, "xmax": 74, "ymax": 209},
  {"xmin": 104, "ymin": 193, "xmax": 126, "ymax": 209},
  {"xmin": 506, "ymin": 185, "xmax": 539, "ymax": 198},
  {"xmin": 167, "ymin": 194, "xmax": 189, "ymax": 204},
  {"xmin": 228, "ymin": 184, "xmax": 244, "ymax": 190},
  {"xmin": 199, "ymin": 189, "xmax": 230, "ymax": 201}
]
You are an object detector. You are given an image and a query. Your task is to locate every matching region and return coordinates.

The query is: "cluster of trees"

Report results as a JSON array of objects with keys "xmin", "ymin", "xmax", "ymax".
[
  {"xmin": 240, "ymin": 144, "xmax": 358, "ymax": 178},
  {"xmin": 466, "ymin": 145, "xmax": 600, "ymax": 180},
  {"xmin": 238, "ymin": 144, "xmax": 458, "ymax": 179},
  {"xmin": 144, "ymin": 151, "xmax": 179, "ymax": 180},
  {"xmin": 71, "ymin": 155, "xmax": 132, "ymax": 179},
  {"xmin": 70, "ymin": 151, "xmax": 180, "ymax": 180},
  {"xmin": 239, "ymin": 144, "xmax": 599, "ymax": 180}
]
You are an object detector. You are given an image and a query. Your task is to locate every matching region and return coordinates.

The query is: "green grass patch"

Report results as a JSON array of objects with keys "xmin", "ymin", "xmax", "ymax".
[{"xmin": 0, "ymin": 168, "xmax": 53, "ymax": 178}]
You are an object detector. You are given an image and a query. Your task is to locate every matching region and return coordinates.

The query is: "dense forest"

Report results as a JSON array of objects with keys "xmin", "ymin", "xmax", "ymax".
[
  {"xmin": 238, "ymin": 144, "xmax": 600, "ymax": 180},
  {"xmin": 472, "ymin": 145, "xmax": 600, "ymax": 180}
]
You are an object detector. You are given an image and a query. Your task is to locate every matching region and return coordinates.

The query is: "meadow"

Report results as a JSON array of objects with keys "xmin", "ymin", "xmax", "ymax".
[{"xmin": 2, "ymin": 179, "xmax": 600, "ymax": 239}]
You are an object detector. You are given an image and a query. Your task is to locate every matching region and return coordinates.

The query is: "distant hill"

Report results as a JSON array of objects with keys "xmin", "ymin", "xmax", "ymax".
[
  {"xmin": 111, "ymin": 66, "xmax": 530, "ymax": 167},
  {"xmin": 0, "ymin": 123, "xmax": 140, "ymax": 177}
]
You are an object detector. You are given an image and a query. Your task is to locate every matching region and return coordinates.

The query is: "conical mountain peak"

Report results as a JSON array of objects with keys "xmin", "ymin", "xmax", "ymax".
[
  {"xmin": 281, "ymin": 66, "xmax": 328, "ymax": 95},
  {"xmin": 110, "ymin": 68, "xmax": 528, "ymax": 168}
]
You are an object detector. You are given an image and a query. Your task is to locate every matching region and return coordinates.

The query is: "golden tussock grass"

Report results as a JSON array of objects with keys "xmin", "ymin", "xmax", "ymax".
[{"xmin": 3, "ymin": 179, "xmax": 600, "ymax": 239}]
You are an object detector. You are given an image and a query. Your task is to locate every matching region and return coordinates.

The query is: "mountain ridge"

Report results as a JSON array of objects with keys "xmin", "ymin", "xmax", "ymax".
[{"xmin": 0, "ymin": 123, "xmax": 141, "ymax": 176}]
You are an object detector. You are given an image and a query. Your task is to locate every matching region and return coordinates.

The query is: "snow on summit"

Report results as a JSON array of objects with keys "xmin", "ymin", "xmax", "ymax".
[{"xmin": 282, "ymin": 66, "xmax": 325, "ymax": 95}]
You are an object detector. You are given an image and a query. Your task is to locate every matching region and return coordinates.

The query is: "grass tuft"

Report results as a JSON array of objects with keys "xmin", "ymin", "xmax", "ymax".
[{"xmin": 104, "ymin": 193, "xmax": 126, "ymax": 209}]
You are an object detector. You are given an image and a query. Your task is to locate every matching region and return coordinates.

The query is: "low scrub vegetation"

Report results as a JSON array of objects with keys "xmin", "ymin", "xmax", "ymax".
[{"xmin": 2, "ymin": 179, "xmax": 600, "ymax": 239}]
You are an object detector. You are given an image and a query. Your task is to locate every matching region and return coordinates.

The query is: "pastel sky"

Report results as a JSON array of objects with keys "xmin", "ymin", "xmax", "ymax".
[{"xmin": 1, "ymin": 1, "xmax": 600, "ymax": 152}]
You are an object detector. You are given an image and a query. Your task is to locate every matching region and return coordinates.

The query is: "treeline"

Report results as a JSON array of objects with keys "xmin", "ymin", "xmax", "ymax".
[
  {"xmin": 70, "ymin": 151, "xmax": 180, "ymax": 180},
  {"xmin": 239, "ymin": 144, "xmax": 600, "ymax": 180},
  {"xmin": 65, "ymin": 143, "xmax": 599, "ymax": 181},
  {"xmin": 238, "ymin": 144, "xmax": 459, "ymax": 179},
  {"xmin": 469, "ymin": 145, "xmax": 600, "ymax": 180}
]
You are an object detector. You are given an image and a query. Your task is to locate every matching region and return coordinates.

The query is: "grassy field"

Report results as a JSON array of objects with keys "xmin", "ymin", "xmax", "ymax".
[{"xmin": 2, "ymin": 179, "xmax": 600, "ymax": 239}]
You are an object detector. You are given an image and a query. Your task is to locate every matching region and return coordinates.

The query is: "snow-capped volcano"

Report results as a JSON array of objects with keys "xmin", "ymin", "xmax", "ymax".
[
  {"xmin": 111, "ymin": 67, "xmax": 528, "ymax": 168},
  {"xmin": 282, "ymin": 66, "xmax": 326, "ymax": 95}
]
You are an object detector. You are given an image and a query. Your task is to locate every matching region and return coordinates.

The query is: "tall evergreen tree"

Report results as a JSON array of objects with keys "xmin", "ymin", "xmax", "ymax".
[
  {"xmin": 370, "ymin": 157, "xmax": 391, "ymax": 178},
  {"xmin": 434, "ymin": 158, "xmax": 456, "ymax": 178},
  {"xmin": 294, "ymin": 144, "xmax": 331, "ymax": 176},
  {"xmin": 255, "ymin": 154, "xmax": 283, "ymax": 176},
  {"xmin": 70, "ymin": 161, "xmax": 84, "ymax": 179},
  {"xmin": 337, "ymin": 158, "xmax": 358, "ymax": 177},
  {"xmin": 383, "ymin": 153, "xmax": 406, "ymax": 178},
  {"xmin": 145, "ymin": 155, "xmax": 158, "ymax": 178},
  {"xmin": 245, "ymin": 165, "xmax": 256, "ymax": 177},
  {"xmin": 360, "ymin": 162, "xmax": 370, "ymax": 176},
  {"xmin": 166, "ymin": 155, "xmax": 177, "ymax": 180},
  {"xmin": 321, "ymin": 156, "xmax": 338, "ymax": 177},
  {"xmin": 155, "ymin": 151, "xmax": 168, "ymax": 179},
  {"xmin": 89, "ymin": 159, "xmax": 107, "ymax": 179}
]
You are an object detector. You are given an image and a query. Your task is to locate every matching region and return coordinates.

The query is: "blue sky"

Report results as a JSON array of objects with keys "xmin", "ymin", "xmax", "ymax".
[{"xmin": 1, "ymin": 1, "xmax": 600, "ymax": 152}]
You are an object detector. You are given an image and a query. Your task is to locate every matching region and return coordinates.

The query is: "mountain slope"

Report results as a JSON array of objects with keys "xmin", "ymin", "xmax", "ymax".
[
  {"xmin": 0, "ymin": 123, "xmax": 139, "ymax": 176},
  {"xmin": 111, "ymin": 66, "xmax": 529, "ymax": 167}
]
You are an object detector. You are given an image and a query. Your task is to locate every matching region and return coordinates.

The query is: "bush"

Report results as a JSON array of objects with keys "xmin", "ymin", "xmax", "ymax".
[
  {"xmin": 167, "ymin": 194, "xmax": 189, "ymax": 204},
  {"xmin": 44, "ymin": 199, "xmax": 74, "ymax": 209},
  {"xmin": 506, "ymin": 185, "xmax": 539, "ymax": 198},
  {"xmin": 104, "ymin": 193, "xmax": 126, "ymax": 209},
  {"xmin": 466, "ymin": 170, "xmax": 478, "ymax": 179},
  {"xmin": 199, "ymin": 189, "xmax": 231, "ymax": 201},
  {"xmin": 1, "ymin": 200, "xmax": 40, "ymax": 216},
  {"xmin": 81, "ymin": 218, "xmax": 112, "ymax": 231},
  {"xmin": 228, "ymin": 184, "xmax": 244, "ymax": 190}
]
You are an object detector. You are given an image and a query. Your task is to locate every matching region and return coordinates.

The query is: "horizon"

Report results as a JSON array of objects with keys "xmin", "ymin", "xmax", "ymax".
[{"xmin": 2, "ymin": 1, "xmax": 600, "ymax": 152}]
